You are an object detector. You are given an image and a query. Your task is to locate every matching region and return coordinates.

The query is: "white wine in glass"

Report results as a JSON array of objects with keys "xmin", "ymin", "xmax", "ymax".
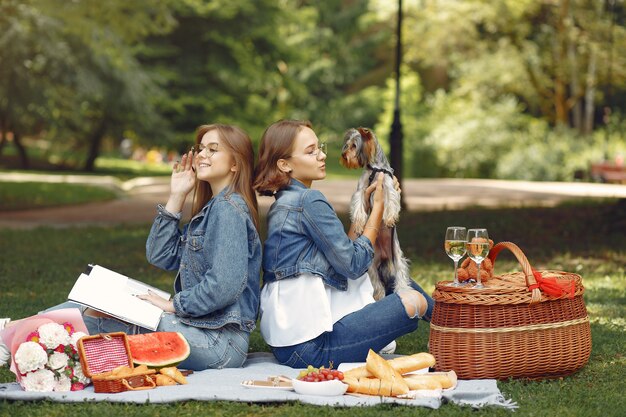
[
  {"xmin": 444, "ymin": 227, "xmax": 467, "ymax": 287},
  {"xmin": 466, "ymin": 228, "xmax": 490, "ymax": 288}
]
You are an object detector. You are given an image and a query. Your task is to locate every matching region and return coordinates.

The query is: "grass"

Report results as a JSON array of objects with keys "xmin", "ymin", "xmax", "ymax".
[
  {"xmin": 0, "ymin": 182, "xmax": 118, "ymax": 211},
  {"xmin": 0, "ymin": 200, "xmax": 625, "ymax": 416}
]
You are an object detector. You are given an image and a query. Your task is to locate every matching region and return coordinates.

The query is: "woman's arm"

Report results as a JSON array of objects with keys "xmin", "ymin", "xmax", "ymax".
[
  {"xmin": 348, "ymin": 173, "xmax": 400, "ymax": 241},
  {"xmin": 145, "ymin": 151, "xmax": 196, "ymax": 270},
  {"xmin": 300, "ymin": 176, "xmax": 384, "ymax": 280}
]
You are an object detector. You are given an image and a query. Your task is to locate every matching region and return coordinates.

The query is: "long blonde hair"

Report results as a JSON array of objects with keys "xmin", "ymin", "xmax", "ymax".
[{"xmin": 191, "ymin": 124, "xmax": 259, "ymax": 231}]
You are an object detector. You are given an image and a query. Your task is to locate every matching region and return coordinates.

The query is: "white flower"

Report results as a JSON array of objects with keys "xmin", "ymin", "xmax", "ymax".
[
  {"xmin": 72, "ymin": 363, "xmax": 90, "ymax": 384},
  {"xmin": 53, "ymin": 374, "xmax": 72, "ymax": 392},
  {"xmin": 14, "ymin": 342, "xmax": 47, "ymax": 373},
  {"xmin": 38, "ymin": 322, "xmax": 71, "ymax": 349},
  {"xmin": 21, "ymin": 369, "xmax": 56, "ymax": 392},
  {"xmin": 47, "ymin": 351, "xmax": 69, "ymax": 370},
  {"xmin": 70, "ymin": 331, "xmax": 87, "ymax": 349}
]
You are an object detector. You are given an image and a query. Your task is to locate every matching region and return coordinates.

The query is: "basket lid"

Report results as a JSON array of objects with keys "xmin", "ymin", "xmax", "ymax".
[
  {"xmin": 78, "ymin": 332, "xmax": 133, "ymax": 378},
  {"xmin": 434, "ymin": 242, "xmax": 584, "ymax": 305}
]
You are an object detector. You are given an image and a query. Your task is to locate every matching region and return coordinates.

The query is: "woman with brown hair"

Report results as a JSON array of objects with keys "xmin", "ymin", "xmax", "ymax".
[
  {"xmin": 1, "ymin": 124, "xmax": 262, "ymax": 371},
  {"xmin": 253, "ymin": 119, "xmax": 433, "ymax": 368}
]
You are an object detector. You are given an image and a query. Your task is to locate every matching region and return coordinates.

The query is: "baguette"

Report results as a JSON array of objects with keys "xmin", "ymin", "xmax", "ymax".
[
  {"xmin": 346, "ymin": 377, "xmax": 409, "ymax": 397},
  {"xmin": 364, "ymin": 350, "xmax": 409, "ymax": 395},
  {"xmin": 403, "ymin": 370, "xmax": 457, "ymax": 390},
  {"xmin": 344, "ymin": 352, "xmax": 436, "ymax": 379}
]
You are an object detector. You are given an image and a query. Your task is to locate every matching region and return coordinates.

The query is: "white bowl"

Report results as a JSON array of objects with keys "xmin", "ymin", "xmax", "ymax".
[{"xmin": 291, "ymin": 378, "xmax": 348, "ymax": 396}]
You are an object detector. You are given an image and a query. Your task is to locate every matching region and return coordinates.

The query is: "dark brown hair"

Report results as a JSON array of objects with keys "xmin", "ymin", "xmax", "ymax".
[
  {"xmin": 253, "ymin": 119, "xmax": 313, "ymax": 196},
  {"xmin": 192, "ymin": 124, "xmax": 259, "ymax": 231}
]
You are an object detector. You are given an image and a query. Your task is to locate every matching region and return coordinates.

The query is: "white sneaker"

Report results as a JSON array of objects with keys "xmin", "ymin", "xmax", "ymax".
[
  {"xmin": 379, "ymin": 340, "xmax": 397, "ymax": 355},
  {"xmin": 0, "ymin": 318, "xmax": 12, "ymax": 366}
]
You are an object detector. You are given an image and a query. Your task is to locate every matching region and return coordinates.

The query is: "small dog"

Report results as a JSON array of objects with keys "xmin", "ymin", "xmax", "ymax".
[{"xmin": 340, "ymin": 127, "xmax": 412, "ymax": 300}]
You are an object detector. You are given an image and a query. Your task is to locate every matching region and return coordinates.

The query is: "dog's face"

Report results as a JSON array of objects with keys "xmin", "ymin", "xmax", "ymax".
[{"xmin": 340, "ymin": 127, "xmax": 378, "ymax": 169}]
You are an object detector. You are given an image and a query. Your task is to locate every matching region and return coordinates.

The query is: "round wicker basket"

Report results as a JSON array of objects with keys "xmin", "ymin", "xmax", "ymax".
[{"xmin": 429, "ymin": 242, "xmax": 592, "ymax": 380}]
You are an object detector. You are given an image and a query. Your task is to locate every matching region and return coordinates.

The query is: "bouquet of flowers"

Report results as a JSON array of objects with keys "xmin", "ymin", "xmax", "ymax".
[{"xmin": 1, "ymin": 308, "xmax": 91, "ymax": 392}]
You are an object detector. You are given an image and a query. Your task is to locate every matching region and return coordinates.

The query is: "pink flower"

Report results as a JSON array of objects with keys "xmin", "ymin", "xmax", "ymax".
[
  {"xmin": 55, "ymin": 345, "xmax": 65, "ymax": 353},
  {"xmin": 26, "ymin": 331, "xmax": 40, "ymax": 343},
  {"xmin": 62, "ymin": 322, "xmax": 75, "ymax": 335},
  {"xmin": 71, "ymin": 382, "xmax": 85, "ymax": 391}
]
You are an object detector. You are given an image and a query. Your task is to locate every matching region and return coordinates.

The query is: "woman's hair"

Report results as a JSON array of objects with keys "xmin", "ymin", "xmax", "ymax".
[
  {"xmin": 192, "ymin": 124, "xmax": 259, "ymax": 231},
  {"xmin": 253, "ymin": 119, "xmax": 313, "ymax": 196}
]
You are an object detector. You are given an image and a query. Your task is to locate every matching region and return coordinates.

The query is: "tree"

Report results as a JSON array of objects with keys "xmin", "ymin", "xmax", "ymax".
[{"xmin": 404, "ymin": 0, "xmax": 626, "ymax": 131}]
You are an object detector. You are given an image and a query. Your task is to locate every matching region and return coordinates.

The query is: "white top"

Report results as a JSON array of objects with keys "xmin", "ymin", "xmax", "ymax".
[{"xmin": 260, "ymin": 272, "xmax": 376, "ymax": 347}]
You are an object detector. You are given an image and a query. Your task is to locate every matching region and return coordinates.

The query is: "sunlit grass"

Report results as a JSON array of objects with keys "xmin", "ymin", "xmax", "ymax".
[
  {"xmin": 0, "ymin": 200, "xmax": 624, "ymax": 416},
  {"xmin": 0, "ymin": 182, "xmax": 117, "ymax": 211}
]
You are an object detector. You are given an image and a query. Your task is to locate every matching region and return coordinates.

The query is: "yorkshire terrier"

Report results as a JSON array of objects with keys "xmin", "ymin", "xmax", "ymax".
[{"xmin": 340, "ymin": 127, "xmax": 412, "ymax": 300}]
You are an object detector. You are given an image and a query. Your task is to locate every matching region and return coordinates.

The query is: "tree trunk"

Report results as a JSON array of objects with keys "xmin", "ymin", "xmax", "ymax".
[
  {"xmin": 13, "ymin": 131, "xmax": 29, "ymax": 169},
  {"xmin": 584, "ymin": 46, "xmax": 597, "ymax": 134},
  {"xmin": 0, "ymin": 128, "xmax": 6, "ymax": 156},
  {"xmin": 83, "ymin": 118, "xmax": 107, "ymax": 172},
  {"xmin": 568, "ymin": 7, "xmax": 582, "ymax": 132},
  {"xmin": 553, "ymin": 0, "xmax": 570, "ymax": 126}
]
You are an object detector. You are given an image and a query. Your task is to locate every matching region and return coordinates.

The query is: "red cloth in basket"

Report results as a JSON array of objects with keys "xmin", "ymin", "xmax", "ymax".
[{"xmin": 81, "ymin": 336, "xmax": 130, "ymax": 374}]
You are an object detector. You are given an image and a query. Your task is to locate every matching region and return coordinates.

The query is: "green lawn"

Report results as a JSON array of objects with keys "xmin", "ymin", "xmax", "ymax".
[
  {"xmin": 0, "ymin": 201, "xmax": 624, "ymax": 416},
  {"xmin": 0, "ymin": 182, "xmax": 118, "ymax": 211}
]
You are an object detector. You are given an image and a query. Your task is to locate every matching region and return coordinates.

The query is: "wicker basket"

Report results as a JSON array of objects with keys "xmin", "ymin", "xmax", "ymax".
[
  {"xmin": 429, "ymin": 241, "xmax": 592, "ymax": 380},
  {"xmin": 78, "ymin": 332, "xmax": 156, "ymax": 393}
]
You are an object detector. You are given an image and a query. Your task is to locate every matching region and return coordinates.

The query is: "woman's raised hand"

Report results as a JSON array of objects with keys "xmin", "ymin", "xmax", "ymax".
[
  {"xmin": 364, "ymin": 172, "xmax": 385, "ymax": 211},
  {"xmin": 170, "ymin": 150, "xmax": 196, "ymax": 197},
  {"xmin": 371, "ymin": 172, "xmax": 385, "ymax": 208}
]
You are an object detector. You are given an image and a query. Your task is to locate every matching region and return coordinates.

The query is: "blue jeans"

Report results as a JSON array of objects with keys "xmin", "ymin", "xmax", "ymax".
[
  {"xmin": 271, "ymin": 281, "xmax": 435, "ymax": 368},
  {"xmin": 45, "ymin": 302, "xmax": 249, "ymax": 371}
]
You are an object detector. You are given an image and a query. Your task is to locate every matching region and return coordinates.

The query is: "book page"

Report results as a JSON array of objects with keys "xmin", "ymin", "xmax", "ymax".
[{"xmin": 67, "ymin": 266, "xmax": 169, "ymax": 331}]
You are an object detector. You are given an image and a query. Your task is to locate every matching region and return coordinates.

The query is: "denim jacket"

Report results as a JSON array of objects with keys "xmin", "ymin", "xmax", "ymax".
[
  {"xmin": 146, "ymin": 189, "xmax": 262, "ymax": 332},
  {"xmin": 262, "ymin": 179, "xmax": 374, "ymax": 290}
]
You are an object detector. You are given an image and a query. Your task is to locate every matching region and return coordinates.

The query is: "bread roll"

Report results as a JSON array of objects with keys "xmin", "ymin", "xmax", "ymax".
[
  {"xmin": 155, "ymin": 374, "xmax": 177, "ymax": 386},
  {"xmin": 364, "ymin": 350, "xmax": 409, "ymax": 395},
  {"xmin": 159, "ymin": 367, "xmax": 187, "ymax": 385}
]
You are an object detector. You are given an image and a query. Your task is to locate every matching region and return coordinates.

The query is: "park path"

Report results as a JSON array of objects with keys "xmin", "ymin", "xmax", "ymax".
[{"xmin": 1, "ymin": 173, "xmax": 626, "ymax": 229}]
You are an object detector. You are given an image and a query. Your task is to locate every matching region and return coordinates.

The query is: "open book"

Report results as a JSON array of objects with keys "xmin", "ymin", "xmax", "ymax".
[{"xmin": 68, "ymin": 264, "xmax": 171, "ymax": 331}]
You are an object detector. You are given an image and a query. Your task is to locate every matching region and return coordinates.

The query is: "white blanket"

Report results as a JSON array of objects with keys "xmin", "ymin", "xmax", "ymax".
[{"xmin": 0, "ymin": 353, "xmax": 516, "ymax": 409}]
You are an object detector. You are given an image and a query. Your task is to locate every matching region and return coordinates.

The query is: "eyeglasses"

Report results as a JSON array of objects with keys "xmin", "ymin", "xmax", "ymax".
[
  {"xmin": 289, "ymin": 142, "xmax": 327, "ymax": 160},
  {"xmin": 191, "ymin": 142, "xmax": 219, "ymax": 157}
]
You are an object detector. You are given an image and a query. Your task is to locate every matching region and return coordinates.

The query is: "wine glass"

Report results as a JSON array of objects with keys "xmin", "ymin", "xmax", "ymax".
[
  {"xmin": 466, "ymin": 228, "xmax": 490, "ymax": 289},
  {"xmin": 444, "ymin": 227, "xmax": 467, "ymax": 287}
]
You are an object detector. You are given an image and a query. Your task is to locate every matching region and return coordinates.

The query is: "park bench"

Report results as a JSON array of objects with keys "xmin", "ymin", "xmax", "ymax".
[{"xmin": 590, "ymin": 162, "xmax": 626, "ymax": 184}]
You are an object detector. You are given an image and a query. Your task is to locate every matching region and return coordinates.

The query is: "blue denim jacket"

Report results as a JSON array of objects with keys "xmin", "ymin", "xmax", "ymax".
[
  {"xmin": 262, "ymin": 179, "xmax": 374, "ymax": 290},
  {"xmin": 146, "ymin": 189, "xmax": 262, "ymax": 332}
]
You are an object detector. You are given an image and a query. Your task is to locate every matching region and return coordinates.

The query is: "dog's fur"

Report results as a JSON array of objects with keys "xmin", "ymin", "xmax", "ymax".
[{"xmin": 340, "ymin": 127, "xmax": 412, "ymax": 300}]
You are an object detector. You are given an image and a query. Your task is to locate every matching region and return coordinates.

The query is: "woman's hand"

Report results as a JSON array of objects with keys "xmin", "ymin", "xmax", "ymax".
[
  {"xmin": 371, "ymin": 172, "xmax": 384, "ymax": 209},
  {"xmin": 165, "ymin": 150, "xmax": 196, "ymax": 214},
  {"xmin": 137, "ymin": 291, "xmax": 175, "ymax": 313},
  {"xmin": 170, "ymin": 150, "xmax": 196, "ymax": 197},
  {"xmin": 364, "ymin": 172, "xmax": 385, "ymax": 211}
]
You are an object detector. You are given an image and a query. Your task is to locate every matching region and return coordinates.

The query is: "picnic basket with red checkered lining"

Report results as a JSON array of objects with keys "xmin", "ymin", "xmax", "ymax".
[
  {"xmin": 78, "ymin": 332, "xmax": 156, "ymax": 393},
  {"xmin": 429, "ymin": 241, "xmax": 592, "ymax": 380}
]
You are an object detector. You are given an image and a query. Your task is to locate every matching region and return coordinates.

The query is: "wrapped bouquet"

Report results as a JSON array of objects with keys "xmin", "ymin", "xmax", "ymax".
[{"xmin": 1, "ymin": 308, "xmax": 91, "ymax": 392}]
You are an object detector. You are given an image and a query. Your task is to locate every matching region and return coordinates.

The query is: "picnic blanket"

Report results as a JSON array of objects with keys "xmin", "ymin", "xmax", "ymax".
[{"xmin": 0, "ymin": 352, "xmax": 516, "ymax": 409}]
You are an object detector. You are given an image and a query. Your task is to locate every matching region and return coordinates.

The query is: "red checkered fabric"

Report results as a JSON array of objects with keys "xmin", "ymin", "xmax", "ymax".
[{"xmin": 83, "ymin": 336, "xmax": 130, "ymax": 375}]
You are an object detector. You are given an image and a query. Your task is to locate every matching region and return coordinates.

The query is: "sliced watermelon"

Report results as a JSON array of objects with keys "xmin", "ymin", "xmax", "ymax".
[{"xmin": 127, "ymin": 332, "xmax": 190, "ymax": 368}]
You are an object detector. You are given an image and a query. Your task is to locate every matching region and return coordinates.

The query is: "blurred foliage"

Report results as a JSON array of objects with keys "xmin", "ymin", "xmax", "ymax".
[{"xmin": 1, "ymin": 0, "xmax": 625, "ymax": 180}]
